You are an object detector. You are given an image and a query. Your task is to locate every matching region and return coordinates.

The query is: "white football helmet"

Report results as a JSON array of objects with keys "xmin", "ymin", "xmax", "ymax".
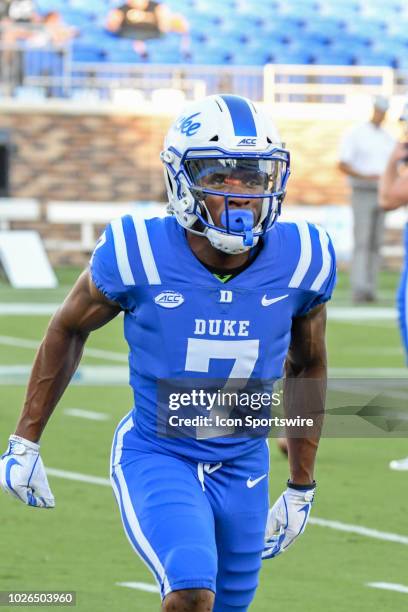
[{"xmin": 160, "ymin": 94, "xmax": 290, "ymax": 254}]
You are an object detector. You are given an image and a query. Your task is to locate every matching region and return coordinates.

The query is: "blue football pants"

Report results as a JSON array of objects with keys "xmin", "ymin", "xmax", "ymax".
[{"xmin": 110, "ymin": 412, "xmax": 269, "ymax": 611}]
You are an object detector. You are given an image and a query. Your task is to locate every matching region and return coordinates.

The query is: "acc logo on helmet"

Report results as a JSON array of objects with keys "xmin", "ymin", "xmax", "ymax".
[{"xmin": 237, "ymin": 138, "xmax": 257, "ymax": 146}]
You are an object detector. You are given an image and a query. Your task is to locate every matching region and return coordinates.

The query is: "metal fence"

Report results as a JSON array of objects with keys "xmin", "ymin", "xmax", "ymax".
[
  {"xmin": 0, "ymin": 42, "xmax": 72, "ymax": 98},
  {"xmin": 0, "ymin": 40, "xmax": 404, "ymax": 104}
]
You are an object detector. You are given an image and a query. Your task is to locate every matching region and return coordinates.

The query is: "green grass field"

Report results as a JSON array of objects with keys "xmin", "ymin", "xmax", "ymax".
[{"xmin": 0, "ymin": 269, "xmax": 407, "ymax": 612}]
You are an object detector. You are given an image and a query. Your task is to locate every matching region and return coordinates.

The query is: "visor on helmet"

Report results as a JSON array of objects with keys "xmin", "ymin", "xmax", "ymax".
[{"xmin": 185, "ymin": 158, "xmax": 287, "ymax": 196}]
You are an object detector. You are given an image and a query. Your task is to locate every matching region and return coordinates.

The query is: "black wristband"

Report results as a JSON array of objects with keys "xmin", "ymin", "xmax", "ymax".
[{"xmin": 287, "ymin": 479, "xmax": 316, "ymax": 491}]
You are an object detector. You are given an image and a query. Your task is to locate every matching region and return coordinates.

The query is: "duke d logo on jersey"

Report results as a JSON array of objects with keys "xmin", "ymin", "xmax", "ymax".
[{"xmin": 219, "ymin": 290, "xmax": 233, "ymax": 303}]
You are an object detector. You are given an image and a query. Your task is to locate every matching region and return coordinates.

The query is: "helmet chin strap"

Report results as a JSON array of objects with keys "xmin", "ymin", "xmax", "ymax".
[{"xmin": 205, "ymin": 228, "xmax": 258, "ymax": 254}]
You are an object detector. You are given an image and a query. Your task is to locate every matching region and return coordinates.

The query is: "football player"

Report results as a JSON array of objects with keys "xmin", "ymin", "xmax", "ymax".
[
  {"xmin": 380, "ymin": 101, "xmax": 408, "ymax": 472},
  {"xmin": 0, "ymin": 95, "xmax": 336, "ymax": 611}
]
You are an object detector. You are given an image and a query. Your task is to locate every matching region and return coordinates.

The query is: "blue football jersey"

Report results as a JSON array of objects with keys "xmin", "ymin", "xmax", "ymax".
[{"xmin": 91, "ymin": 215, "xmax": 336, "ymax": 462}]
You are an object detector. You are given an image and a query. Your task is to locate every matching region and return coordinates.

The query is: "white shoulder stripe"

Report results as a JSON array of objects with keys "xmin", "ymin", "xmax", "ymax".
[
  {"xmin": 111, "ymin": 218, "xmax": 135, "ymax": 286},
  {"xmin": 310, "ymin": 226, "xmax": 331, "ymax": 291},
  {"xmin": 132, "ymin": 216, "xmax": 161, "ymax": 285},
  {"xmin": 288, "ymin": 221, "xmax": 312, "ymax": 288}
]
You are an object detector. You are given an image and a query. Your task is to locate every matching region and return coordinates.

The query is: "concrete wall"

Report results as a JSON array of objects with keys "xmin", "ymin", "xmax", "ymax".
[{"xmin": 0, "ymin": 101, "xmax": 372, "ymax": 206}]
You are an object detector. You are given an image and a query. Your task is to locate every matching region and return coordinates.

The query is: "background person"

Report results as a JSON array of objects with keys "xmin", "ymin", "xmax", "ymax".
[
  {"xmin": 338, "ymin": 96, "xmax": 395, "ymax": 303},
  {"xmin": 379, "ymin": 101, "xmax": 408, "ymax": 472},
  {"xmin": 105, "ymin": 0, "xmax": 189, "ymax": 59}
]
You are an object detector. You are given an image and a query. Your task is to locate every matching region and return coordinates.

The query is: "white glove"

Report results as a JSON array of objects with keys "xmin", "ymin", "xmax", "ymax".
[
  {"xmin": 0, "ymin": 435, "xmax": 55, "ymax": 508},
  {"xmin": 262, "ymin": 483, "xmax": 315, "ymax": 559}
]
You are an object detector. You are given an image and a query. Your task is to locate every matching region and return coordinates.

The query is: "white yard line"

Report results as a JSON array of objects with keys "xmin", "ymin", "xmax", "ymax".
[
  {"xmin": 0, "ymin": 335, "xmax": 127, "ymax": 363},
  {"xmin": 81, "ymin": 347, "xmax": 128, "ymax": 363},
  {"xmin": 309, "ymin": 517, "xmax": 408, "ymax": 546},
  {"xmin": 328, "ymin": 307, "xmax": 396, "ymax": 321},
  {"xmin": 336, "ymin": 347, "xmax": 403, "ymax": 356},
  {"xmin": 63, "ymin": 408, "xmax": 110, "ymax": 421},
  {"xmin": 46, "ymin": 467, "xmax": 111, "ymax": 486},
  {"xmin": 45, "ymin": 467, "xmax": 408, "ymax": 546},
  {"xmin": 116, "ymin": 582, "xmax": 160, "ymax": 594},
  {"xmin": 0, "ymin": 365, "xmax": 128, "ymax": 385},
  {"xmin": 0, "ymin": 304, "xmax": 58, "ymax": 315},
  {"xmin": 328, "ymin": 368, "xmax": 408, "ymax": 377},
  {"xmin": 334, "ymin": 320, "xmax": 397, "ymax": 328},
  {"xmin": 0, "ymin": 363, "xmax": 406, "ymax": 385},
  {"xmin": 366, "ymin": 582, "xmax": 408, "ymax": 594}
]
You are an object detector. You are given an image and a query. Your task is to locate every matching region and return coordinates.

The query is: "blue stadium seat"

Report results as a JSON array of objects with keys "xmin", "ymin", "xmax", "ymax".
[
  {"xmin": 260, "ymin": 17, "xmax": 304, "ymax": 38},
  {"xmin": 352, "ymin": 49, "xmax": 397, "ymax": 68},
  {"xmin": 303, "ymin": 16, "xmax": 346, "ymax": 41},
  {"xmin": 317, "ymin": 0, "xmax": 360, "ymax": 18},
  {"xmin": 166, "ymin": 0, "xmax": 194, "ymax": 11},
  {"xmin": 27, "ymin": 0, "xmax": 407, "ymax": 71},
  {"xmin": 387, "ymin": 22, "xmax": 408, "ymax": 43},
  {"xmin": 190, "ymin": 46, "xmax": 231, "ymax": 65},
  {"xmin": 59, "ymin": 10, "xmax": 93, "ymax": 28},
  {"xmin": 104, "ymin": 48, "xmax": 144, "ymax": 63},
  {"xmin": 343, "ymin": 18, "xmax": 387, "ymax": 41},
  {"xmin": 147, "ymin": 47, "xmax": 183, "ymax": 64},
  {"xmin": 24, "ymin": 49, "xmax": 64, "ymax": 76},
  {"xmin": 310, "ymin": 47, "xmax": 354, "ymax": 65},
  {"xmin": 72, "ymin": 43, "xmax": 105, "ymax": 63},
  {"xmin": 272, "ymin": 47, "xmax": 314, "ymax": 64},
  {"xmin": 229, "ymin": 53, "xmax": 266, "ymax": 66}
]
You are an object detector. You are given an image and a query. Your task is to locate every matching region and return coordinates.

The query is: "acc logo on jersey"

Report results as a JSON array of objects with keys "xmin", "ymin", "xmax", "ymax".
[
  {"xmin": 174, "ymin": 112, "xmax": 201, "ymax": 137},
  {"xmin": 154, "ymin": 290, "xmax": 185, "ymax": 309},
  {"xmin": 237, "ymin": 138, "xmax": 257, "ymax": 146}
]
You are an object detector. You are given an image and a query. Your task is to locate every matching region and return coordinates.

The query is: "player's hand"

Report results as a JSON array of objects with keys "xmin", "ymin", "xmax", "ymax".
[
  {"xmin": 0, "ymin": 435, "xmax": 55, "ymax": 508},
  {"xmin": 262, "ymin": 483, "xmax": 315, "ymax": 559}
]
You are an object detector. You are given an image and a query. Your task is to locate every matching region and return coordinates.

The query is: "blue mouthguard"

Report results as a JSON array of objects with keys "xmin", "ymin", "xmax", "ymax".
[{"xmin": 221, "ymin": 209, "xmax": 255, "ymax": 246}]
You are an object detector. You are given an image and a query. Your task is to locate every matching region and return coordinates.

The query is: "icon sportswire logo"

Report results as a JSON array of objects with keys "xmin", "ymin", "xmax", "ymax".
[
  {"xmin": 261, "ymin": 294, "xmax": 289, "ymax": 307},
  {"xmin": 154, "ymin": 291, "xmax": 184, "ymax": 309},
  {"xmin": 246, "ymin": 474, "xmax": 267, "ymax": 488}
]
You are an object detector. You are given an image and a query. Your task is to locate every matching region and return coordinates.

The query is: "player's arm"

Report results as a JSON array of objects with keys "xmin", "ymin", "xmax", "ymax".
[
  {"xmin": 0, "ymin": 270, "xmax": 121, "ymax": 507},
  {"xmin": 15, "ymin": 270, "xmax": 121, "ymax": 442},
  {"xmin": 284, "ymin": 302, "xmax": 327, "ymax": 484},
  {"xmin": 379, "ymin": 142, "xmax": 408, "ymax": 210},
  {"xmin": 263, "ymin": 303, "xmax": 326, "ymax": 560}
]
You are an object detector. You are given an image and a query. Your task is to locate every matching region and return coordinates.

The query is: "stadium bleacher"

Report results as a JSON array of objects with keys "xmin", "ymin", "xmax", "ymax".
[{"xmin": 29, "ymin": 0, "xmax": 408, "ymax": 68}]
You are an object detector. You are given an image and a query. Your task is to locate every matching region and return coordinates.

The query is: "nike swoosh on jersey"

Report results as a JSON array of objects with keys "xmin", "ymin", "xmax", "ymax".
[
  {"xmin": 246, "ymin": 474, "xmax": 267, "ymax": 488},
  {"xmin": 261, "ymin": 294, "xmax": 289, "ymax": 307}
]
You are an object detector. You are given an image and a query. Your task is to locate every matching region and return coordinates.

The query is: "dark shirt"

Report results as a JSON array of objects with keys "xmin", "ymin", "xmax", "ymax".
[{"xmin": 117, "ymin": 1, "xmax": 161, "ymax": 39}]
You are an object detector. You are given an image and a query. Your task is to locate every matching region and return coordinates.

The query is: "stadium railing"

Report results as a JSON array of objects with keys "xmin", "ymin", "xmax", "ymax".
[
  {"xmin": 0, "ymin": 198, "xmax": 40, "ymax": 229},
  {"xmin": 0, "ymin": 40, "xmax": 404, "ymax": 103},
  {"xmin": 0, "ymin": 198, "xmax": 404, "ymax": 265},
  {"xmin": 0, "ymin": 39, "xmax": 72, "ymax": 99},
  {"xmin": 44, "ymin": 200, "xmax": 404, "ymax": 263},
  {"xmin": 45, "ymin": 201, "xmax": 165, "ymax": 252},
  {"xmin": 264, "ymin": 64, "xmax": 395, "ymax": 104}
]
